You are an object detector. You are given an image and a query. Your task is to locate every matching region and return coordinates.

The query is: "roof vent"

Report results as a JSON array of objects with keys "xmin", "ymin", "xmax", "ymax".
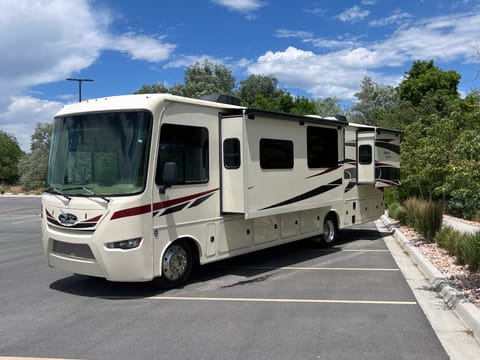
[{"xmin": 200, "ymin": 94, "xmax": 241, "ymax": 106}]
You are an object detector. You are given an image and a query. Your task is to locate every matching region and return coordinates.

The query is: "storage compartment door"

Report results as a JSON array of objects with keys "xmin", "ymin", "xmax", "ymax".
[
  {"xmin": 357, "ymin": 130, "xmax": 375, "ymax": 184},
  {"xmin": 221, "ymin": 116, "xmax": 245, "ymax": 213}
]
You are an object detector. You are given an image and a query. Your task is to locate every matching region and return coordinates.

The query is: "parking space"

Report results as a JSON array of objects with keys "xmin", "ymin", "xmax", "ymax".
[{"xmin": 0, "ymin": 197, "xmax": 449, "ymax": 360}]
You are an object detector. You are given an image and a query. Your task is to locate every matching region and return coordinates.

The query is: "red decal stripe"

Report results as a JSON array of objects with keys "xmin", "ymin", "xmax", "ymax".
[
  {"xmin": 111, "ymin": 204, "xmax": 152, "ymax": 220},
  {"xmin": 305, "ymin": 166, "xmax": 341, "ymax": 179},
  {"xmin": 111, "ymin": 188, "xmax": 219, "ymax": 220},
  {"xmin": 84, "ymin": 215, "xmax": 102, "ymax": 223},
  {"xmin": 153, "ymin": 188, "xmax": 219, "ymax": 211}
]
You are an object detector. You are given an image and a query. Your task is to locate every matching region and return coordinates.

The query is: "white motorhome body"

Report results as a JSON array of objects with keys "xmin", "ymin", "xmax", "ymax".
[{"xmin": 42, "ymin": 94, "xmax": 400, "ymax": 287}]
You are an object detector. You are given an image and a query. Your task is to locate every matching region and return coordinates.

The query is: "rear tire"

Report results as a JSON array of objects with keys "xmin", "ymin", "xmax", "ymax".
[
  {"xmin": 154, "ymin": 240, "xmax": 193, "ymax": 289},
  {"xmin": 320, "ymin": 215, "xmax": 338, "ymax": 247}
]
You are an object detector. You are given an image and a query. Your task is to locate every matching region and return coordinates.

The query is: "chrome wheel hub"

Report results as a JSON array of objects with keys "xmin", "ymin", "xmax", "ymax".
[{"xmin": 163, "ymin": 245, "xmax": 188, "ymax": 281}]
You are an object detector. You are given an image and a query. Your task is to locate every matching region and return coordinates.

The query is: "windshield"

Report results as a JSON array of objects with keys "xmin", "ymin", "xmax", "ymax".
[{"xmin": 46, "ymin": 111, "xmax": 152, "ymax": 196}]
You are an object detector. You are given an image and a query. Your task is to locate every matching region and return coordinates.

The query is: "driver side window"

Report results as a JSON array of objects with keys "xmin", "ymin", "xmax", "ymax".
[{"xmin": 156, "ymin": 124, "xmax": 209, "ymax": 185}]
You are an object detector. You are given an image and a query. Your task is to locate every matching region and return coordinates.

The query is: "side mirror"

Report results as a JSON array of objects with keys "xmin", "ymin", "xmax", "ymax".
[{"xmin": 159, "ymin": 162, "xmax": 178, "ymax": 194}]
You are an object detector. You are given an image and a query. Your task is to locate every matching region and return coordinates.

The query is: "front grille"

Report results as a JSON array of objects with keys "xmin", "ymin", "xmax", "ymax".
[{"xmin": 52, "ymin": 240, "xmax": 95, "ymax": 260}]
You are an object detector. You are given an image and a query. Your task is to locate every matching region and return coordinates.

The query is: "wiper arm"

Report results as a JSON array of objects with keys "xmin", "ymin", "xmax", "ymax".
[
  {"xmin": 63, "ymin": 186, "xmax": 111, "ymax": 203},
  {"xmin": 45, "ymin": 187, "xmax": 72, "ymax": 202}
]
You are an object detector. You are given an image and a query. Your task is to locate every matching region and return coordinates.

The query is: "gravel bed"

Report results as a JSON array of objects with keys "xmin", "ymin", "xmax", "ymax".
[{"xmin": 395, "ymin": 222, "xmax": 480, "ymax": 307}]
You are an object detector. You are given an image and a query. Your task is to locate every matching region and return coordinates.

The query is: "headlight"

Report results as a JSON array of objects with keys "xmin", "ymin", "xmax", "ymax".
[{"xmin": 105, "ymin": 238, "xmax": 142, "ymax": 250}]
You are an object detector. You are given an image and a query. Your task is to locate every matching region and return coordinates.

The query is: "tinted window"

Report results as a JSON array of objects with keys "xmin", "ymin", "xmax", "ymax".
[
  {"xmin": 223, "ymin": 138, "xmax": 241, "ymax": 169},
  {"xmin": 47, "ymin": 111, "xmax": 152, "ymax": 196},
  {"xmin": 156, "ymin": 124, "xmax": 209, "ymax": 185},
  {"xmin": 260, "ymin": 138, "xmax": 294, "ymax": 169},
  {"xmin": 359, "ymin": 145, "xmax": 373, "ymax": 165},
  {"xmin": 307, "ymin": 126, "xmax": 338, "ymax": 168}
]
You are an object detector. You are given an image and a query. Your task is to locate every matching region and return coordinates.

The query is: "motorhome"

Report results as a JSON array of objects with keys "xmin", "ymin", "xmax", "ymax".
[{"xmin": 41, "ymin": 94, "xmax": 401, "ymax": 288}]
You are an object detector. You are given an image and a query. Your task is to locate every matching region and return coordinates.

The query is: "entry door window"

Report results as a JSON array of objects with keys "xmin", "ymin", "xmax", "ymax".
[{"xmin": 359, "ymin": 144, "xmax": 373, "ymax": 165}]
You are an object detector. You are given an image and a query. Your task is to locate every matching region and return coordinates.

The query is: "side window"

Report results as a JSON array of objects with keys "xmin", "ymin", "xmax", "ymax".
[
  {"xmin": 260, "ymin": 138, "xmax": 294, "ymax": 169},
  {"xmin": 307, "ymin": 126, "xmax": 338, "ymax": 168},
  {"xmin": 156, "ymin": 124, "xmax": 209, "ymax": 185},
  {"xmin": 359, "ymin": 144, "xmax": 373, "ymax": 165},
  {"xmin": 223, "ymin": 138, "xmax": 241, "ymax": 169}
]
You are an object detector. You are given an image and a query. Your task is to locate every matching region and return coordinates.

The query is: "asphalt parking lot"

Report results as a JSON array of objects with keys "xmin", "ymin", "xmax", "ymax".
[{"xmin": 0, "ymin": 196, "xmax": 451, "ymax": 360}]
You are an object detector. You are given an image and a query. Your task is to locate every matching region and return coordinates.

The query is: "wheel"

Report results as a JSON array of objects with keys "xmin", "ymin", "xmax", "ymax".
[
  {"xmin": 154, "ymin": 240, "xmax": 193, "ymax": 288},
  {"xmin": 320, "ymin": 215, "xmax": 337, "ymax": 247}
]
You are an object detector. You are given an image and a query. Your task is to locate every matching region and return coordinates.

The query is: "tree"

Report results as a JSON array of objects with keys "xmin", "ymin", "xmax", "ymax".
[
  {"xmin": 397, "ymin": 60, "xmax": 460, "ymax": 111},
  {"xmin": 182, "ymin": 60, "xmax": 235, "ymax": 98},
  {"xmin": 290, "ymin": 96, "xmax": 317, "ymax": 115},
  {"xmin": 134, "ymin": 83, "xmax": 169, "ymax": 94},
  {"xmin": 445, "ymin": 129, "xmax": 480, "ymax": 219},
  {"xmin": 314, "ymin": 97, "xmax": 344, "ymax": 117},
  {"xmin": 237, "ymin": 75, "xmax": 279, "ymax": 106},
  {"xmin": 351, "ymin": 76, "xmax": 399, "ymax": 125},
  {"xmin": 400, "ymin": 114, "xmax": 455, "ymax": 200},
  {"xmin": 18, "ymin": 123, "xmax": 52, "ymax": 190},
  {"xmin": 0, "ymin": 131, "xmax": 23, "ymax": 184}
]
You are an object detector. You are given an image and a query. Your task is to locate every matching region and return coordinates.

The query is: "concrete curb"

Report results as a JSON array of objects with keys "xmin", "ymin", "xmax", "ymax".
[{"xmin": 381, "ymin": 215, "xmax": 480, "ymax": 343}]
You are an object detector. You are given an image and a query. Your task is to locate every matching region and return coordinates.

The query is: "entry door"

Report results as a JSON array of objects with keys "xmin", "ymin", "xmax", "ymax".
[
  {"xmin": 221, "ymin": 115, "xmax": 245, "ymax": 213},
  {"xmin": 357, "ymin": 130, "xmax": 375, "ymax": 184}
]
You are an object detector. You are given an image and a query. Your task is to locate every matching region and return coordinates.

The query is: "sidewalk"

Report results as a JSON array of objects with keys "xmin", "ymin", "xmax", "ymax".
[
  {"xmin": 443, "ymin": 215, "xmax": 480, "ymax": 234},
  {"xmin": 381, "ymin": 215, "xmax": 480, "ymax": 350}
]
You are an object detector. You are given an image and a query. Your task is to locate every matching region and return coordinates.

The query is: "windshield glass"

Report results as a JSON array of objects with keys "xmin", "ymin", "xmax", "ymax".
[{"xmin": 46, "ymin": 111, "xmax": 152, "ymax": 196}]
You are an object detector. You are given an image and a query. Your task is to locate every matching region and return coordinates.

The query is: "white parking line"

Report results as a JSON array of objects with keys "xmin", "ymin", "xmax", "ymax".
[
  {"xmin": 0, "ymin": 214, "xmax": 39, "ymax": 222},
  {"xmin": 229, "ymin": 266, "xmax": 399, "ymax": 272},
  {"xmin": 145, "ymin": 296, "xmax": 416, "ymax": 305},
  {"xmin": 0, "ymin": 245, "xmax": 35, "ymax": 254},
  {"xmin": 342, "ymin": 249, "xmax": 390, "ymax": 252},
  {"xmin": 0, "ymin": 206, "xmax": 25, "ymax": 213},
  {"xmin": 12, "ymin": 218, "xmax": 41, "ymax": 225}
]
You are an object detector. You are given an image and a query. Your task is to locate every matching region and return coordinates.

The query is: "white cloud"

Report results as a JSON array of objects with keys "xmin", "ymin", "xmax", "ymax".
[
  {"xmin": 247, "ymin": 12, "xmax": 480, "ymax": 100},
  {"xmin": 370, "ymin": 10, "xmax": 412, "ymax": 27},
  {"xmin": 0, "ymin": 0, "xmax": 175, "ymax": 101},
  {"xmin": 338, "ymin": 6, "xmax": 370, "ymax": 23},
  {"xmin": 109, "ymin": 32, "xmax": 176, "ymax": 62},
  {"xmin": 164, "ymin": 55, "xmax": 228, "ymax": 69},
  {"xmin": 0, "ymin": 0, "xmax": 176, "ymax": 151},
  {"xmin": 247, "ymin": 47, "xmax": 365, "ymax": 100},
  {"xmin": 0, "ymin": 96, "xmax": 63, "ymax": 152},
  {"xmin": 275, "ymin": 29, "xmax": 313, "ymax": 40},
  {"xmin": 211, "ymin": 0, "xmax": 265, "ymax": 12}
]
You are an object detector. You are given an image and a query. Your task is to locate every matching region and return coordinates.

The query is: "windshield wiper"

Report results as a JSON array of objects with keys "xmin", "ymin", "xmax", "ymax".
[
  {"xmin": 45, "ymin": 187, "xmax": 72, "ymax": 202},
  {"xmin": 62, "ymin": 186, "xmax": 111, "ymax": 203}
]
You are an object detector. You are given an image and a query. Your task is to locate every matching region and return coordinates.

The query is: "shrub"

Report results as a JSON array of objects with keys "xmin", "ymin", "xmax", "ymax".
[
  {"xmin": 403, "ymin": 197, "xmax": 442, "ymax": 241},
  {"xmin": 445, "ymin": 190, "xmax": 480, "ymax": 221},
  {"xmin": 434, "ymin": 226, "xmax": 463, "ymax": 255},
  {"xmin": 458, "ymin": 232, "xmax": 480, "ymax": 272},
  {"xmin": 388, "ymin": 202, "xmax": 407, "ymax": 224}
]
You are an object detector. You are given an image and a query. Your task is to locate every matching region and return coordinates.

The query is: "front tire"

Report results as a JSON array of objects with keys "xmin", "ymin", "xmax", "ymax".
[{"xmin": 154, "ymin": 240, "xmax": 193, "ymax": 289}]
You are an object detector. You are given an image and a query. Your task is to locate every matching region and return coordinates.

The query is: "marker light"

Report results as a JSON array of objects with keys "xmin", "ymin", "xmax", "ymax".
[{"xmin": 105, "ymin": 238, "xmax": 142, "ymax": 250}]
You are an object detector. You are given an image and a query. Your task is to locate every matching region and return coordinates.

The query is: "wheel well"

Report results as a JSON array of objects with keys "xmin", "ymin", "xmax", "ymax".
[
  {"xmin": 325, "ymin": 211, "xmax": 339, "ymax": 228},
  {"xmin": 176, "ymin": 237, "xmax": 200, "ymax": 265}
]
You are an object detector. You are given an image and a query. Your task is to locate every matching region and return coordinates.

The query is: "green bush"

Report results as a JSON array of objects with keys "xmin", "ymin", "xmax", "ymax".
[
  {"xmin": 458, "ymin": 233, "xmax": 480, "ymax": 272},
  {"xmin": 388, "ymin": 202, "xmax": 407, "ymax": 224},
  {"xmin": 403, "ymin": 198, "xmax": 442, "ymax": 241},
  {"xmin": 434, "ymin": 227, "xmax": 480, "ymax": 272},
  {"xmin": 434, "ymin": 226, "xmax": 462, "ymax": 255},
  {"xmin": 445, "ymin": 190, "xmax": 480, "ymax": 221},
  {"xmin": 384, "ymin": 188, "xmax": 400, "ymax": 207}
]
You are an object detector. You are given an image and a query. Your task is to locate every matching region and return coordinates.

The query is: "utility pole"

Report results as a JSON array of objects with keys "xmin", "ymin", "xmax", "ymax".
[{"xmin": 66, "ymin": 78, "xmax": 94, "ymax": 102}]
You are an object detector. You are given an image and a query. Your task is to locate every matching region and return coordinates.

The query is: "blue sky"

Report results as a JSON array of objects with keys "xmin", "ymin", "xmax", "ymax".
[{"xmin": 1, "ymin": 0, "xmax": 480, "ymax": 151}]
